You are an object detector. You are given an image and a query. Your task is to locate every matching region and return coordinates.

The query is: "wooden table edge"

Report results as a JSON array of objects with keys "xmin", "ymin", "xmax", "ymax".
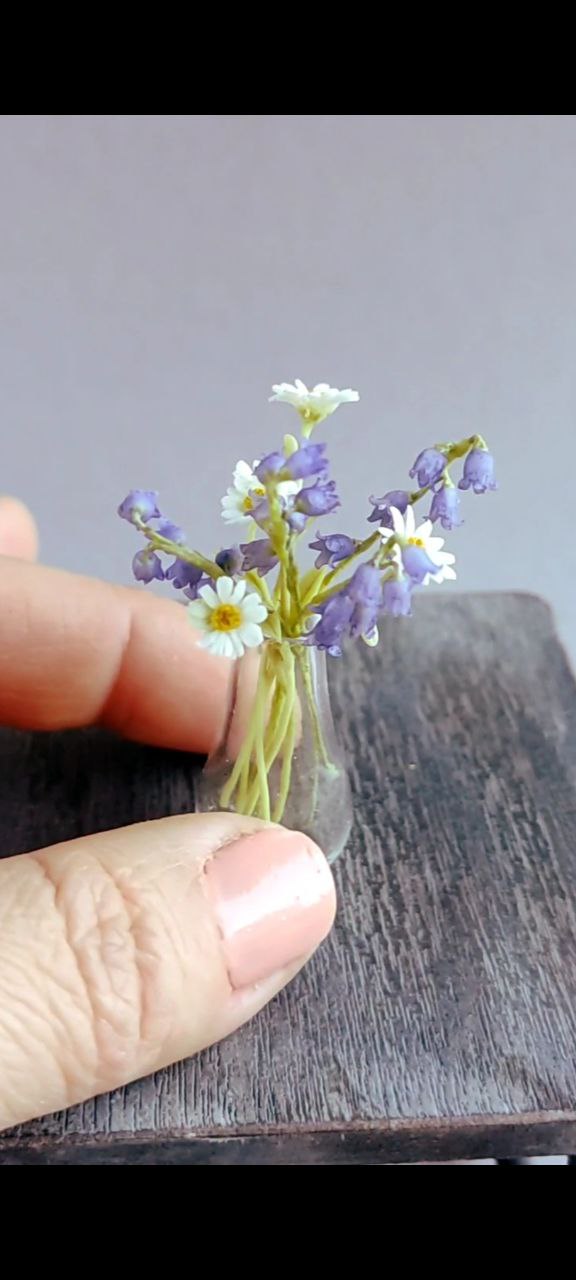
[{"xmin": 2, "ymin": 1110, "xmax": 576, "ymax": 1163}]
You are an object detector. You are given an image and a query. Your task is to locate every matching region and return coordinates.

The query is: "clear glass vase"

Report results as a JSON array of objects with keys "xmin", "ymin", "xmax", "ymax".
[{"xmin": 194, "ymin": 642, "xmax": 353, "ymax": 863}]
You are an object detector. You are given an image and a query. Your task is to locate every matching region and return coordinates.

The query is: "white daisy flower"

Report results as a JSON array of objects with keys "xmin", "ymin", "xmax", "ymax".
[
  {"xmin": 382, "ymin": 505, "xmax": 457, "ymax": 586},
  {"xmin": 269, "ymin": 380, "xmax": 359, "ymax": 427},
  {"xmin": 221, "ymin": 458, "xmax": 302, "ymax": 527},
  {"xmin": 188, "ymin": 576, "xmax": 268, "ymax": 659}
]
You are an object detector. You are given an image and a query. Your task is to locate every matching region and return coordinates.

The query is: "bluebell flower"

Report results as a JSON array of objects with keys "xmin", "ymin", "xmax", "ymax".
[
  {"xmin": 156, "ymin": 519, "xmax": 186, "ymax": 544},
  {"xmin": 309, "ymin": 532, "xmax": 356, "ymax": 568},
  {"xmin": 409, "ymin": 448, "xmax": 446, "ymax": 489},
  {"xmin": 382, "ymin": 576, "xmax": 413, "ymax": 617},
  {"xmin": 295, "ymin": 479, "xmax": 340, "ymax": 517},
  {"xmin": 285, "ymin": 510, "xmax": 309, "ymax": 534},
  {"xmin": 346, "ymin": 564, "xmax": 383, "ymax": 638},
  {"xmin": 165, "ymin": 559, "xmax": 204, "ymax": 591},
  {"xmin": 428, "ymin": 484, "xmax": 463, "ymax": 530},
  {"xmin": 308, "ymin": 563, "xmax": 384, "ymax": 654},
  {"xmin": 401, "ymin": 543, "xmax": 445, "ymax": 585},
  {"xmin": 367, "ymin": 489, "xmax": 410, "ymax": 526},
  {"xmin": 307, "ymin": 593, "xmax": 354, "ymax": 657},
  {"xmin": 183, "ymin": 576, "xmax": 210, "ymax": 601},
  {"xmin": 240, "ymin": 538, "xmax": 279, "ymax": 576},
  {"xmin": 256, "ymin": 443, "xmax": 327, "ymax": 483},
  {"xmin": 384, "ymin": 505, "xmax": 457, "ymax": 585},
  {"xmin": 215, "ymin": 545, "xmax": 244, "ymax": 576},
  {"xmin": 132, "ymin": 549, "xmax": 164, "ymax": 583},
  {"xmin": 118, "ymin": 490, "xmax": 161, "ymax": 525},
  {"xmin": 458, "ymin": 448, "xmax": 497, "ymax": 494}
]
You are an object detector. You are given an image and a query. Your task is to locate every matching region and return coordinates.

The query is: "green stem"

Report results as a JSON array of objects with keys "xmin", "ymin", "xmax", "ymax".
[
  {"xmin": 245, "ymin": 650, "xmax": 296, "ymax": 811},
  {"xmin": 138, "ymin": 524, "xmax": 222, "ymax": 580},
  {"xmin": 272, "ymin": 701, "xmax": 297, "ymax": 823},
  {"xmin": 296, "ymin": 646, "xmax": 331, "ymax": 770}
]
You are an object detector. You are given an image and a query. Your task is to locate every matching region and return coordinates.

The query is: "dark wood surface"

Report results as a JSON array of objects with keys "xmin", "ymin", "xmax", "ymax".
[{"xmin": 1, "ymin": 592, "xmax": 576, "ymax": 1164}]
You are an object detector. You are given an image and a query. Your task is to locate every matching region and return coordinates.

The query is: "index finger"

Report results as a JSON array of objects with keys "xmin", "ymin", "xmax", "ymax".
[{"xmin": 0, "ymin": 558, "xmax": 230, "ymax": 752}]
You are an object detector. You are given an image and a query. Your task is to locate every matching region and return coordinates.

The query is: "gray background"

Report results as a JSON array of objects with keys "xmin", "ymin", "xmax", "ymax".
[{"xmin": 1, "ymin": 115, "xmax": 574, "ymax": 656}]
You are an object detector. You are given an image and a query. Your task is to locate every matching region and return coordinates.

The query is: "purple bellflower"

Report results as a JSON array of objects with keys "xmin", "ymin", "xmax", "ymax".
[
  {"xmin": 428, "ymin": 484, "xmax": 463, "ymax": 530},
  {"xmin": 309, "ymin": 532, "xmax": 356, "ymax": 569},
  {"xmin": 256, "ymin": 442, "xmax": 328, "ymax": 483},
  {"xmin": 132, "ymin": 549, "xmax": 164, "ymax": 583},
  {"xmin": 409, "ymin": 449, "xmax": 446, "ymax": 490},
  {"xmin": 368, "ymin": 489, "xmax": 410, "ymax": 527},
  {"xmin": 346, "ymin": 564, "xmax": 383, "ymax": 638},
  {"xmin": 458, "ymin": 448, "xmax": 497, "ymax": 494},
  {"xmin": 240, "ymin": 538, "xmax": 279, "ymax": 576},
  {"xmin": 308, "ymin": 593, "xmax": 354, "ymax": 658},
  {"xmin": 382, "ymin": 576, "xmax": 413, "ymax": 617},
  {"xmin": 401, "ymin": 542, "xmax": 440, "ymax": 584},
  {"xmin": 118, "ymin": 490, "xmax": 161, "ymax": 525},
  {"xmin": 309, "ymin": 563, "xmax": 384, "ymax": 654},
  {"xmin": 215, "ymin": 545, "xmax": 244, "ymax": 576},
  {"xmin": 156, "ymin": 519, "xmax": 186, "ymax": 544},
  {"xmin": 294, "ymin": 479, "xmax": 340, "ymax": 517},
  {"xmin": 165, "ymin": 558, "xmax": 203, "ymax": 591}
]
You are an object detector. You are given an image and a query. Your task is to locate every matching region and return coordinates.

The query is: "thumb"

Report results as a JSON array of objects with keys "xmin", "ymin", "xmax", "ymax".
[
  {"xmin": 0, "ymin": 814, "xmax": 335, "ymax": 1130},
  {"xmin": 0, "ymin": 496, "xmax": 38, "ymax": 561}
]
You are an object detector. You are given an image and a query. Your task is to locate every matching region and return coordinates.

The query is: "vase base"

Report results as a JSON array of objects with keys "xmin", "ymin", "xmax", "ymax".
[{"xmin": 193, "ymin": 767, "xmax": 352, "ymax": 865}]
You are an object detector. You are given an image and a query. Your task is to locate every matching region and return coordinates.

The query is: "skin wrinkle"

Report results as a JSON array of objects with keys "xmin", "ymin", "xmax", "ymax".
[
  {"xmin": 38, "ymin": 850, "xmax": 146, "ymax": 1073},
  {"xmin": 0, "ymin": 847, "xmax": 191, "ymax": 1119},
  {"xmin": 34, "ymin": 848, "xmax": 187, "ymax": 1087},
  {"xmin": 0, "ymin": 857, "xmax": 96, "ymax": 1123}
]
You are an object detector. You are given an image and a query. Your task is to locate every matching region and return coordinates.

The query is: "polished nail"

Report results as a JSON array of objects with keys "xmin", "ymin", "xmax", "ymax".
[{"xmin": 204, "ymin": 827, "xmax": 336, "ymax": 988}]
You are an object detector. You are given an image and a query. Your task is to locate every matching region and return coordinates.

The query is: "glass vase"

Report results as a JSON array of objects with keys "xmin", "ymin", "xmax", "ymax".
[{"xmin": 194, "ymin": 641, "xmax": 352, "ymax": 863}]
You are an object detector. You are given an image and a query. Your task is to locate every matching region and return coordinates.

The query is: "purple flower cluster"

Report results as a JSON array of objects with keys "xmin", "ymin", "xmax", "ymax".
[
  {"xmin": 369, "ymin": 442, "xmax": 496, "ymax": 532},
  {"xmin": 254, "ymin": 441, "xmax": 341, "ymax": 534},
  {"xmin": 256, "ymin": 442, "xmax": 328, "ymax": 483},
  {"xmin": 118, "ymin": 489, "xmax": 206, "ymax": 595},
  {"xmin": 118, "ymin": 426, "xmax": 496, "ymax": 652},
  {"xmin": 308, "ymin": 565, "xmax": 383, "ymax": 657}
]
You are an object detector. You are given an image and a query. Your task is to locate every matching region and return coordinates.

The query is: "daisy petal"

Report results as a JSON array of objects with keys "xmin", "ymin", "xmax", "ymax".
[
  {"xmin": 404, "ymin": 506, "xmax": 416, "ymax": 538},
  {"xmin": 238, "ymin": 622, "xmax": 264, "ymax": 649},
  {"xmin": 226, "ymin": 631, "xmax": 245, "ymax": 659},
  {"xmin": 390, "ymin": 507, "xmax": 405, "ymax": 536},
  {"xmin": 187, "ymin": 601, "xmax": 208, "ymax": 625},
  {"xmin": 216, "ymin": 576, "xmax": 234, "ymax": 603},
  {"xmin": 199, "ymin": 583, "xmax": 219, "ymax": 608},
  {"xmin": 231, "ymin": 579, "xmax": 248, "ymax": 604},
  {"xmin": 242, "ymin": 596, "xmax": 268, "ymax": 623}
]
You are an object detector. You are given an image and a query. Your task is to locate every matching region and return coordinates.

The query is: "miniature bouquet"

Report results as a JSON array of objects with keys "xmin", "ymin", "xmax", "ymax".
[{"xmin": 118, "ymin": 380, "xmax": 496, "ymax": 861}]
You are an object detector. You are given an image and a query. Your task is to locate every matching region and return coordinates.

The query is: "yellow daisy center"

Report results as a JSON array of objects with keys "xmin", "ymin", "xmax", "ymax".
[
  {"xmin": 408, "ymin": 536, "xmax": 425, "ymax": 547},
  {"xmin": 241, "ymin": 487, "xmax": 265, "ymax": 513},
  {"xmin": 210, "ymin": 604, "xmax": 242, "ymax": 633}
]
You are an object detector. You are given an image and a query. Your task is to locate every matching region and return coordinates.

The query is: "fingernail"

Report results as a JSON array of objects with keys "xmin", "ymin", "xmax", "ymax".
[{"xmin": 204, "ymin": 828, "xmax": 336, "ymax": 989}]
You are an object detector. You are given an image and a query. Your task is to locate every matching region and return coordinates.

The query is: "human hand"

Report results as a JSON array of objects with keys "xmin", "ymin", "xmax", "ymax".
[{"xmin": 0, "ymin": 497, "xmax": 336, "ymax": 1132}]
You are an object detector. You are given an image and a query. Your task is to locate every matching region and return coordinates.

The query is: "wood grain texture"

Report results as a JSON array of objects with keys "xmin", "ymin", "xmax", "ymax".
[{"xmin": 1, "ymin": 592, "xmax": 576, "ymax": 1164}]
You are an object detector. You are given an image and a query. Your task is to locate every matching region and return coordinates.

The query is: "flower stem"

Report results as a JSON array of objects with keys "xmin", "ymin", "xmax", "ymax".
[
  {"xmin": 138, "ymin": 524, "xmax": 222, "ymax": 580},
  {"xmin": 295, "ymin": 646, "xmax": 331, "ymax": 770}
]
